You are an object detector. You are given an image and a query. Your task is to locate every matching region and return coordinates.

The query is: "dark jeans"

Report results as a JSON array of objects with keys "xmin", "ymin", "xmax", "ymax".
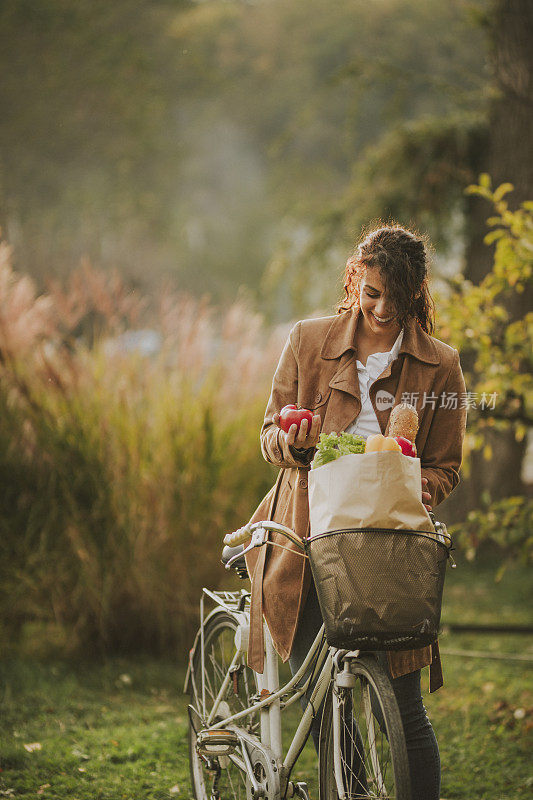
[{"xmin": 289, "ymin": 581, "xmax": 441, "ymax": 800}]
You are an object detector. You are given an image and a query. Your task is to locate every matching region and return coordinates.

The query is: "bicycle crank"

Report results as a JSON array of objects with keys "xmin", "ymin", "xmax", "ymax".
[
  {"xmin": 239, "ymin": 731, "xmax": 281, "ymax": 800},
  {"xmin": 245, "ymin": 746, "xmax": 280, "ymax": 800}
]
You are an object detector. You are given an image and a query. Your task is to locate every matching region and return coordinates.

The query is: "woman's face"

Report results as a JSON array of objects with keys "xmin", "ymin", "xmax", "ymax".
[{"xmin": 358, "ymin": 267, "xmax": 401, "ymax": 337}]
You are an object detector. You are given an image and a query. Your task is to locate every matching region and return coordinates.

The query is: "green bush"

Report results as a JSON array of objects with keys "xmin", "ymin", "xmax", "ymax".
[
  {"xmin": 450, "ymin": 496, "xmax": 533, "ymax": 569},
  {"xmin": 435, "ymin": 179, "xmax": 533, "ymax": 457}
]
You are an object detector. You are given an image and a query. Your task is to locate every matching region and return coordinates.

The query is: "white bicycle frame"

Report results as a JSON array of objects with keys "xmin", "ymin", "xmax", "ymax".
[
  {"xmin": 200, "ymin": 589, "xmax": 331, "ymax": 767},
  {"xmin": 187, "ymin": 521, "xmax": 370, "ymax": 799}
]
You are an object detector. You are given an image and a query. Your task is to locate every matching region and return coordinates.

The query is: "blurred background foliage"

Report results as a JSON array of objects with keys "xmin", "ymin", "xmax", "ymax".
[
  {"xmin": 0, "ymin": 187, "xmax": 530, "ymax": 656},
  {"xmin": 0, "ymin": 0, "xmax": 531, "ymax": 654},
  {"xmin": 1, "ymin": 0, "xmax": 491, "ymax": 304},
  {"xmin": 0, "ymin": 238, "xmax": 286, "ymax": 652}
]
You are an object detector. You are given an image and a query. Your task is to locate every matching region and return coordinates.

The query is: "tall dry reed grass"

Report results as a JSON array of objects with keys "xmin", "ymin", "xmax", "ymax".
[{"xmin": 0, "ymin": 238, "xmax": 287, "ymax": 656}]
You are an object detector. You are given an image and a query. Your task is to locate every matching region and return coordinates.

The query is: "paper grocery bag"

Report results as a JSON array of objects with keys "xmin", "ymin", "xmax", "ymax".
[{"xmin": 308, "ymin": 451, "xmax": 433, "ymax": 536}]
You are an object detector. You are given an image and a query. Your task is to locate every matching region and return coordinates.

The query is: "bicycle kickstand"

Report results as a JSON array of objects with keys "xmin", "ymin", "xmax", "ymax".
[{"xmin": 293, "ymin": 781, "xmax": 310, "ymax": 800}]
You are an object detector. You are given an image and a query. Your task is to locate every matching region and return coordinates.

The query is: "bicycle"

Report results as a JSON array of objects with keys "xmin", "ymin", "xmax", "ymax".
[{"xmin": 183, "ymin": 519, "xmax": 437, "ymax": 800}]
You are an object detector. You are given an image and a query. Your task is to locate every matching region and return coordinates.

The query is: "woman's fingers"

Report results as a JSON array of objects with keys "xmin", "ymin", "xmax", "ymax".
[
  {"xmin": 294, "ymin": 415, "xmax": 322, "ymax": 448},
  {"xmin": 310, "ymin": 414, "xmax": 321, "ymax": 443},
  {"xmin": 421, "ymin": 477, "xmax": 432, "ymax": 511},
  {"xmin": 294, "ymin": 417, "xmax": 309, "ymax": 446},
  {"xmin": 283, "ymin": 424, "xmax": 293, "ymax": 445},
  {"xmin": 272, "ymin": 413, "xmax": 322, "ymax": 450}
]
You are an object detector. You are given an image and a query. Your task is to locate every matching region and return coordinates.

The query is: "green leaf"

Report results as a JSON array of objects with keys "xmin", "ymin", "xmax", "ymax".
[
  {"xmin": 484, "ymin": 229, "xmax": 504, "ymax": 245},
  {"xmin": 493, "ymin": 182, "xmax": 514, "ymax": 203}
]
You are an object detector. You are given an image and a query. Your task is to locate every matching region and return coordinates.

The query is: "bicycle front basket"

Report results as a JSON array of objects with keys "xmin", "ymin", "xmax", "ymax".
[{"xmin": 305, "ymin": 528, "xmax": 451, "ymax": 651}]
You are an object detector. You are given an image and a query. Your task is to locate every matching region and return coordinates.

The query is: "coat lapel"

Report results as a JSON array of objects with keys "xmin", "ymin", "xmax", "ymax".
[
  {"xmin": 319, "ymin": 308, "xmax": 440, "ymax": 435},
  {"xmin": 398, "ymin": 316, "xmax": 440, "ymax": 366},
  {"xmin": 320, "ymin": 310, "xmax": 362, "ymax": 433},
  {"xmin": 324, "ymin": 355, "xmax": 362, "ymax": 433},
  {"xmin": 369, "ymin": 317, "xmax": 441, "ymax": 433}
]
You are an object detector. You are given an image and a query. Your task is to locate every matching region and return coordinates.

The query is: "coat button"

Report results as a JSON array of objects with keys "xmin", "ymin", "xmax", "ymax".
[
  {"xmin": 299, "ymin": 478, "xmax": 308, "ymax": 490},
  {"xmin": 315, "ymin": 392, "xmax": 322, "ymax": 403}
]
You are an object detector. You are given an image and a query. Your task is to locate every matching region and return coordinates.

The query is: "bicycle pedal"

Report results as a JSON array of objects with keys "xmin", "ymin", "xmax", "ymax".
[{"xmin": 196, "ymin": 729, "xmax": 240, "ymax": 757}]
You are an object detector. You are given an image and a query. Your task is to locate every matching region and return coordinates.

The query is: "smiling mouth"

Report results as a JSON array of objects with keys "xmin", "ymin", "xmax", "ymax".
[{"xmin": 371, "ymin": 313, "xmax": 395, "ymax": 324}]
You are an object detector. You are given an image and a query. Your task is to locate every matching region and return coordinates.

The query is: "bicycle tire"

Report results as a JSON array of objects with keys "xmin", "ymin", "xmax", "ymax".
[
  {"xmin": 188, "ymin": 610, "xmax": 259, "ymax": 800},
  {"xmin": 318, "ymin": 654, "xmax": 411, "ymax": 800}
]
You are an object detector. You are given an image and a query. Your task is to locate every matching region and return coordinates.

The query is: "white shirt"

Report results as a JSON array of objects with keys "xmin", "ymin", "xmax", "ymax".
[{"xmin": 344, "ymin": 329, "xmax": 404, "ymax": 440}]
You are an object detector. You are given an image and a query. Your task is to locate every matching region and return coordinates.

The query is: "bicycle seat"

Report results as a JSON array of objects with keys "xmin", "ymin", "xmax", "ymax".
[{"xmin": 221, "ymin": 544, "xmax": 249, "ymax": 580}]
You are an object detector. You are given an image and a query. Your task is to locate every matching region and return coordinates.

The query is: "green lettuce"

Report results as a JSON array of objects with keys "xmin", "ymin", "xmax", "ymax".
[{"xmin": 311, "ymin": 431, "xmax": 366, "ymax": 469}]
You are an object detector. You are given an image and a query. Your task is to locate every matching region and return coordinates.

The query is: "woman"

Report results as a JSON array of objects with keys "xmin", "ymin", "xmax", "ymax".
[{"xmin": 245, "ymin": 224, "xmax": 467, "ymax": 800}]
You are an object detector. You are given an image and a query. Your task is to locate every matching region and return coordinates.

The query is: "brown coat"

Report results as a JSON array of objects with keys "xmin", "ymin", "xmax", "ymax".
[{"xmin": 245, "ymin": 308, "xmax": 467, "ymax": 692}]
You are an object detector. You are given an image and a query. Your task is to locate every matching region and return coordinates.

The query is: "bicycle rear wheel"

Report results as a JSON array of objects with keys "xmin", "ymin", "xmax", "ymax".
[
  {"xmin": 188, "ymin": 610, "xmax": 259, "ymax": 800},
  {"xmin": 318, "ymin": 654, "xmax": 411, "ymax": 800}
]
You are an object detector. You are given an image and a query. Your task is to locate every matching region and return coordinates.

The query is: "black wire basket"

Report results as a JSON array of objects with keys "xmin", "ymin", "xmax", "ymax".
[{"xmin": 305, "ymin": 527, "xmax": 452, "ymax": 651}]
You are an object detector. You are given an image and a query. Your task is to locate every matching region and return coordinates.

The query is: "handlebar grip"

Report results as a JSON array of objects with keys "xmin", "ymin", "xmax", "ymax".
[{"xmin": 223, "ymin": 524, "xmax": 253, "ymax": 547}]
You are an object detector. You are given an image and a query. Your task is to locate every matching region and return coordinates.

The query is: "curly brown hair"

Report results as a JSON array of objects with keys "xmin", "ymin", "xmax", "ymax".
[{"xmin": 337, "ymin": 224, "xmax": 435, "ymax": 334}]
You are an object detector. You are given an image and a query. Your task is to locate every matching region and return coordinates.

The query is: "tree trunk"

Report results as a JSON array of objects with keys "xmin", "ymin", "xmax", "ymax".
[
  {"xmin": 450, "ymin": 0, "xmax": 533, "ymax": 524},
  {"xmin": 465, "ymin": 0, "xmax": 533, "ymax": 279}
]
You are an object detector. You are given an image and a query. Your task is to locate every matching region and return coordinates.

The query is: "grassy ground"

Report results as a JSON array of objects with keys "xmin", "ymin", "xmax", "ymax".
[{"xmin": 1, "ymin": 560, "xmax": 531, "ymax": 799}]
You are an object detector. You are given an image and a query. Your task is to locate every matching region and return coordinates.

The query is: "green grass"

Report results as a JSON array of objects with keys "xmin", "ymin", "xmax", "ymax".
[
  {"xmin": 1, "ymin": 561, "xmax": 532, "ymax": 800},
  {"xmin": 441, "ymin": 555, "xmax": 533, "ymax": 627},
  {"xmin": 0, "ymin": 659, "xmax": 191, "ymax": 800},
  {"xmin": 426, "ymin": 631, "xmax": 533, "ymax": 798}
]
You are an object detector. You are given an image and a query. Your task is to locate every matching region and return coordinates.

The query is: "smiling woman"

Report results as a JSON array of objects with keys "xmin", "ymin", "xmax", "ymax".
[
  {"xmin": 339, "ymin": 225, "xmax": 435, "ymax": 335},
  {"xmin": 244, "ymin": 222, "xmax": 467, "ymax": 800},
  {"xmin": 359, "ymin": 267, "xmax": 401, "ymax": 338}
]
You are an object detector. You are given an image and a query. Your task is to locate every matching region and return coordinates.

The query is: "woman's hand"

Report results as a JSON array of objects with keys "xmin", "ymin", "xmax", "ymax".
[
  {"xmin": 272, "ymin": 412, "xmax": 322, "ymax": 451},
  {"xmin": 422, "ymin": 477, "xmax": 432, "ymax": 512}
]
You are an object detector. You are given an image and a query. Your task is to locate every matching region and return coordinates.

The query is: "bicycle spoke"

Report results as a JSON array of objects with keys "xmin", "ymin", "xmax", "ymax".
[
  {"xmin": 218, "ymin": 633, "xmax": 228, "ymax": 674},
  {"xmin": 210, "ymin": 646, "xmax": 227, "ymax": 684},
  {"xmin": 331, "ymin": 673, "xmax": 402, "ymax": 800},
  {"xmin": 204, "ymin": 647, "xmax": 219, "ymax": 691},
  {"xmin": 203, "ymin": 669, "xmax": 215, "ymax": 703},
  {"xmin": 337, "ymin": 691, "xmax": 367, "ymax": 799},
  {"xmin": 226, "ymin": 765, "xmax": 238, "ymax": 798}
]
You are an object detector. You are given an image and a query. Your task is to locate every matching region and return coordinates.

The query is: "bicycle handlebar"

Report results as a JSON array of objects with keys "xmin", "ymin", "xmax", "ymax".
[
  {"xmin": 223, "ymin": 521, "xmax": 304, "ymax": 569},
  {"xmin": 224, "ymin": 516, "xmax": 452, "ymax": 570}
]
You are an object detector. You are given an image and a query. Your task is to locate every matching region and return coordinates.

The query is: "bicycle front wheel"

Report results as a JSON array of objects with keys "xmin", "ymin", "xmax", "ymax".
[
  {"xmin": 318, "ymin": 654, "xmax": 411, "ymax": 800},
  {"xmin": 188, "ymin": 610, "xmax": 259, "ymax": 800}
]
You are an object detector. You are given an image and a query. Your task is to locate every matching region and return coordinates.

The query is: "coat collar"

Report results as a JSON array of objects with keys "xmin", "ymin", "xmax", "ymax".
[{"xmin": 320, "ymin": 308, "xmax": 440, "ymax": 365}]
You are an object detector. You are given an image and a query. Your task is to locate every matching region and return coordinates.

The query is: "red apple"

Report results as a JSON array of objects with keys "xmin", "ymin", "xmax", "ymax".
[
  {"xmin": 279, "ymin": 404, "xmax": 313, "ymax": 434},
  {"xmin": 394, "ymin": 436, "xmax": 417, "ymax": 457}
]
